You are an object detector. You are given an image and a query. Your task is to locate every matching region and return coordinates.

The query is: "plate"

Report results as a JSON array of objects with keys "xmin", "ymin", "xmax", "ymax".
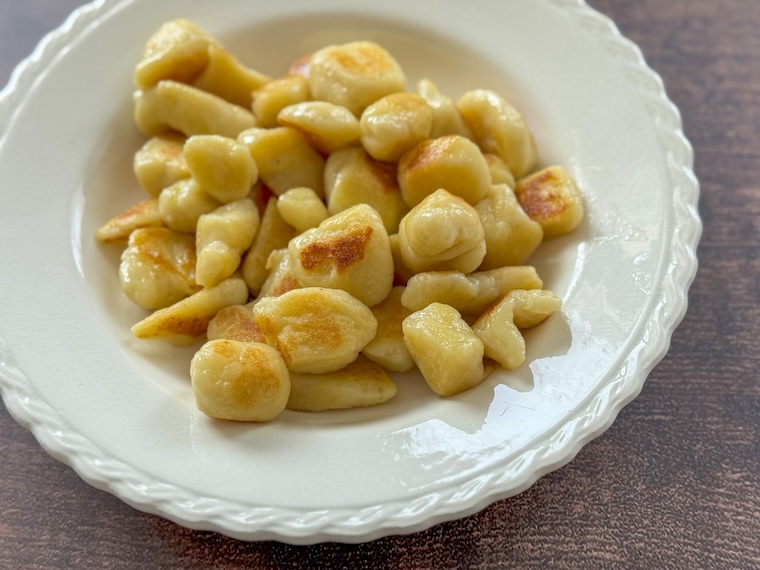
[{"xmin": 0, "ymin": 0, "xmax": 700, "ymax": 544}]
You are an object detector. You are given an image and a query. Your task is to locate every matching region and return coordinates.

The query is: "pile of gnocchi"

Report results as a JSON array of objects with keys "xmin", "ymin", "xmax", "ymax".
[{"xmin": 96, "ymin": 19, "xmax": 584, "ymax": 422}]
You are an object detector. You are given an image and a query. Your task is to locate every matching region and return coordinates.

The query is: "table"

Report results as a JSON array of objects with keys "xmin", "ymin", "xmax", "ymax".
[{"xmin": 1, "ymin": 1, "xmax": 758, "ymax": 568}]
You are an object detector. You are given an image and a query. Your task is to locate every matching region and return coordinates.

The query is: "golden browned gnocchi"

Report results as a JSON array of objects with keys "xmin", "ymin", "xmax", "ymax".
[
  {"xmin": 119, "ymin": 227, "xmax": 200, "ymax": 310},
  {"xmin": 514, "ymin": 165, "xmax": 585, "ymax": 238},
  {"xmin": 288, "ymin": 204, "xmax": 394, "ymax": 307},
  {"xmin": 308, "ymin": 41, "xmax": 407, "ymax": 116},
  {"xmin": 252, "ymin": 287, "xmax": 378, "ymax": 374},
  {"xmin": 397, "ymin": 135, "xmax": 491, "ymax": 207},
  {"xmin": 191, "ymin": 339, "xmax": 290, "ymax": 422},
  {"xmin": 95, "ymin": 198, "xmax": 163, "ymax": 244},
  {"xmin": 100, "ymin": 22, "xmax": 585, "ymax": 423}
]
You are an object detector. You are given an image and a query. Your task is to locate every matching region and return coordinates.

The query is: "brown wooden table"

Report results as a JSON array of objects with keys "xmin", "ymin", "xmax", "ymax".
[{"xmin": 1, "ymin": 1, "xmax": 758, "ymax": 568}]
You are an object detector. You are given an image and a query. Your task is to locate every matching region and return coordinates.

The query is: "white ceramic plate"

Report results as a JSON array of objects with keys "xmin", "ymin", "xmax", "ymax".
[{"xmin": 0, "ymin": 0, "xmax": 700, "ymax": 544}]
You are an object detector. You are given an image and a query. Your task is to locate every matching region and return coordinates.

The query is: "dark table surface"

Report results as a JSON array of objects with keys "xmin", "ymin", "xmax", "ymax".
[{"xmin": 1, "ymin": 1, "xmax": 758, "ymax": 568}]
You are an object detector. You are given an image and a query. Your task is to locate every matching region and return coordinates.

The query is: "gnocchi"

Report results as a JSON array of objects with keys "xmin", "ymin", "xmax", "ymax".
[{"xmin": 98, "ymin": 21, "xmax": 586, "ymax": 423}]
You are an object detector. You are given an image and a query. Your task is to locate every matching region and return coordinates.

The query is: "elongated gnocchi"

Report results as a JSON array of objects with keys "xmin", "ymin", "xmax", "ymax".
[
  {"xmin": 287, "ymin": 356, "xmax": 397, "ymax": 412},
  {"xmin": 131, "ymin": 276, "xmax": 249, "ymax": 345},
  {"xmin": 193, "ymin": 43, "xmax": 271, "ymax": 108},
  {"xmin": 135, "ymin": 80, "xmax": 256, "ymax": 139},
  {"xmin": 96, "ymin": 198, "xmax": 163, "ymax": 244}
]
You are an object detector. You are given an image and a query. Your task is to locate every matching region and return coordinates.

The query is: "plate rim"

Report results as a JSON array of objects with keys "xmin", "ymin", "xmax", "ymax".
[{"xmin": 0, "ymin": 0, "xmax": 701, "ymax": 544}]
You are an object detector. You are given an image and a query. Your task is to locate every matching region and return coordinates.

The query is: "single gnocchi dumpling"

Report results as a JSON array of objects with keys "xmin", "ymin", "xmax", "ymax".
[
  {"xmin": 134, "ymin": 19, "xmax": 216, "ymax": 89},
  {"xmin": 402, "ymin": 303, "xmax": 486, "ymax": 397},
  {"xmin": 95, "ymin": 198, "xmax": 163, "ymax": 244},
  {"xmin": 184, "ymin": 135, "xmax": 258, "ymax": 204},
  {"xmin": 191, "ymin": 339, "xmax": 290, "ymax": 422},
  {"xmin": 134, "ymin": 80, "xmax": 256, "ymax": 139},
  {"xmin": 276, "ymin": 187, "xmax": 329, "ymax": 234},
  {"xmin": 277, "ymin": 101, "xmax": 361, "ymax": 154},
  {"xmin": 398, "ymin": 189, "xmax": 486, "ymax": 274},
  {"xmin": 255, "ymin": 248, "xmax": 300, "ymax": 301},
  {"xmin": 237, "ymin": 127, "xmax": 325, "ymax": 197},
  {"xmin": 416, "ymin": 78, "xmax": 472, "ymax": 139},
  {"xmin": 196, "ymin": 199, "xmax": 260, "ymax": 287},
  {"xmin": 206, "ymin": 304, "xmax": 266, "ymax": 343},
  {"xmin": 471, "ymin": 296, "xmax": 526, "ymax": 371},
  {"xmin": 362, "ymin": 286, "xmax": 415, "ymax": 373},
  {"xmin": 252, "ymin": 75, "xmax": 311, "ymax": 129},
  {"xmin": 133, "ymin": 133, "xmax": 190, "ymax": 197},
  {"xmin": 193, "ymin": 44, "xmax": 271, "ymax": 108},
  {"xmin": 158, "ymin": 178, "xmax": 221, "ymax": 233},
  {"xmin": 308, "ymin": 41, "xmax": 407, "ymax": 116},
  {"xmin": 400, "ymin": 265, "xmax": 543, "ymax": 315},
  {"xmin": 241, "ymin": 199, "xmax": 297, "ymax": 295},
  {"xmin": 131, "ymin": 276, "xmax": 249, "ymax": 345},
  {"xmin": 359, "ymin": 92, "xmax": 433, "ymax": 163},
  {"xmin": 287, "ymin": 356, "xmax": 397, "ymax": 412},
  {"xmin": 119, "ymin": 227, "xmax": 200, "ymax": 310},
  {"xmin": 288, "ymin": 204, "xmax": 394, "ymax": 307},
  {"xmin": 507, "ymin": 289, "xmax": 562, "ymax": 329},
  {"xmin": 514, "ymin": 166, "xmax": 584, "ymax": 238},
  {"xmin": 397, "ymin": 135, "xmax": 491, "ymax": 208},
  {"xmin": 324, "ymin": 147, "xmax": 407, "ymax": 234},
  {"xmin": 253, "ymin": 287, "xmax": 378, "ymax": 374},
  {"xmin": 457, "ymin": 89, "xmax": 538, "ymax": 179},
  {"xmin": 475, "ymin": 183, "xmax": 544, "ymax": 269}
]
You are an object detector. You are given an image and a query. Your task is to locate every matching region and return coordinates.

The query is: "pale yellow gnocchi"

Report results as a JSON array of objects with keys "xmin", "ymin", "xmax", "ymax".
[
  {"xmin": 100, "ymin": 23, "xmax": 585, "ymax": 423},
  {"xmin": 398, "ymin": 189, "xmax": 486, "ymax": 274}
]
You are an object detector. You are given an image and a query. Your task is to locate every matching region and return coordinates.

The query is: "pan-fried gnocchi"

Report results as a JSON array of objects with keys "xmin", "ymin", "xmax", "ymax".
[{"xmin": 98, "ymin": 20, "xmax": 585, "ymax": 423}]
